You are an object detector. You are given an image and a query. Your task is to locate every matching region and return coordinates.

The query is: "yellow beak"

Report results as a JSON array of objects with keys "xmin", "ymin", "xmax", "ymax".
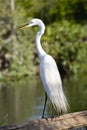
[{"xmin": 17, "ymin": 23, "xmax": 29, "ymax": 30}]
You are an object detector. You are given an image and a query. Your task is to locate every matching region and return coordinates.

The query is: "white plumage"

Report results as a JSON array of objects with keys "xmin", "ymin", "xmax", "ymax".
[
  {"xmin": 40, "ymin": 54, "xmax": 68, "ymax": 113},
  {"xmin": 18, "ymin": 18, "xmax": 69, "ymax": 116}
]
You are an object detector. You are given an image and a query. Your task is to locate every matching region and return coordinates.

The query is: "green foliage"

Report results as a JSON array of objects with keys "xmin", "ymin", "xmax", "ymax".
[
  {"xmin": 42, "ymin": 20, "xmax": 87, "ymax": 75},
  {"xmin": 0, "ymin": 0, "xmax": 87, "ymax": 79},
  {"xmin": 15, "ymin": 0, "xmax": 87, "ymax": 23}
]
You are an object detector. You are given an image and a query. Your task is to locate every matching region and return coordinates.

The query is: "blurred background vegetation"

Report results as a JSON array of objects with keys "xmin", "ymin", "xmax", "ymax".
[{"xmin": 0, "ymin": 0, "xmax": 87, "ymax": 79}]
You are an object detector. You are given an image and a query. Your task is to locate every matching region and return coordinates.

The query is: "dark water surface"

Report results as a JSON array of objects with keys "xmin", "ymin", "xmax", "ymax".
[{"xmin": 0, "ymin": 75, "xmax": 87, "ymax": 126}]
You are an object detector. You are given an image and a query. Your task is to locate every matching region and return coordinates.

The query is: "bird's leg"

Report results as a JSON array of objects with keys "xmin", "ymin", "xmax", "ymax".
[
  {"xmin": 51, "ymin": 104, "xmax": 54, "ymax": 120},
  {"xmin": 42, "ymin": 92, "xmax": 47, "ymax": 119}
]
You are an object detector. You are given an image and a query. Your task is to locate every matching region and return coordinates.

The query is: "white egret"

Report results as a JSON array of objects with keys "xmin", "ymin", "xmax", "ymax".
[{"xmin": 18, "ymin": 18, "xmax": 69, "ymax": 118}]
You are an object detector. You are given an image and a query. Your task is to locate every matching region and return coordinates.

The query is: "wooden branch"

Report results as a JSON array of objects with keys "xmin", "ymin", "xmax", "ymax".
[{"xmin": 0, "ymin": 110, "xmax": 87, "ymax": 130}]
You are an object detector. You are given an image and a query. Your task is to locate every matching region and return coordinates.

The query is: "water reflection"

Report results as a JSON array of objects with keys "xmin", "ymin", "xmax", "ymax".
[
  {"xmin": 63, "ymin": 75, "xmax": 87, "ymax": 112},
  {"xmin": 0, "ymin": 75, "xmax": 87, "ymax": 126},
  {"xmin": 0, "ymin": 77, "xmax": 44, "ymax": 125}
]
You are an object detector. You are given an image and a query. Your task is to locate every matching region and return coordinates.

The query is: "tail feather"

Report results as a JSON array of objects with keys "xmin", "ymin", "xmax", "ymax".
[{"xmin": 49, "ymin": 86, "xmax": 69, "ymax": 114}]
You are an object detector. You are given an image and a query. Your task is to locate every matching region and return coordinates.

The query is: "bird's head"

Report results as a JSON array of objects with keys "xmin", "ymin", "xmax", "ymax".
[{"xmin": 18, "ymin": 18, "xmax": 45, "ymax": 34}]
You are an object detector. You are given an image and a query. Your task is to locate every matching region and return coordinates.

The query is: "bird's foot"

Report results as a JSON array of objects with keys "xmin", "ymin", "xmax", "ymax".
[
  {"xmin": 51, "ymin": 115, "xmax": 54, "ymax": 121},
  {"xmin": 41, "ymin": 116, "xmax": 48, "ymax": 121}
]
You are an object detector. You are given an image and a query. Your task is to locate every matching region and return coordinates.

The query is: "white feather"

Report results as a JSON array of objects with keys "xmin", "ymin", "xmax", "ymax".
[{"xmin": 40, "ymin": 55, "xmax": 68, "ymax": 113}]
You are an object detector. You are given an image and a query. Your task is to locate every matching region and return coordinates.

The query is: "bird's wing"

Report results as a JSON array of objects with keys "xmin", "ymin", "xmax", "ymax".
[
  {"xmin": 40, "ymin": 55, "xmax": 62, "ymax": 95},
  {"xmin": 40, "ymin": 55, "xmax": 68, "ymax": 113}
]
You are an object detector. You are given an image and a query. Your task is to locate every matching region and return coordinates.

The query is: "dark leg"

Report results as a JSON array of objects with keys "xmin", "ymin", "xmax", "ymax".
[
  {"xmin": 42, "ymin": 92, "xmax": 47, "ymax": 119},
  {"xmin": 51, "ymin": 104, "xmax": 54, "ymax": 120},
  {"xmin": 51, "ymin": 104, "xmax": 54, "ymax": 118}
]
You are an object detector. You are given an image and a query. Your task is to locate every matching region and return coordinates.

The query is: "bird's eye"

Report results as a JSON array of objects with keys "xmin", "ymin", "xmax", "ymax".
[{"xmin": 30, "ymin": 21, "xmax": 33, "ymax": 24}]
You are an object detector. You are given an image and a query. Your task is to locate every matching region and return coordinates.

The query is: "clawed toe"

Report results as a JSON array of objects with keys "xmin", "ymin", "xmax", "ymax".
[
  {"xmin": 51, "ymin": 115, "xmax": 54, "ymax": 121},
  {"xmin": 41, "ymin": 116, "xmax": 48, "ymax": 120}
]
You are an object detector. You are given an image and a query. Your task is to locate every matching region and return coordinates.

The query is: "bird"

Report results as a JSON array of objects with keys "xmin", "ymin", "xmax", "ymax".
[{"xmin": 18, "ymin": 18, "xmax": 69, "ymax": 118}]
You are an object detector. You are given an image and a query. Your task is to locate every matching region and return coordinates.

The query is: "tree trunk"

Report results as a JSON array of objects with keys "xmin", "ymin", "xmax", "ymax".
[{"xmin": 10, "ymin": 0, "xmax": 15, "ymax": 12}]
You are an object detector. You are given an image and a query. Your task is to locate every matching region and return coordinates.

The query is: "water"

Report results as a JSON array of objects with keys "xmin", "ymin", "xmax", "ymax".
[
  {"xmin": 0, "ymin": 77, "xmax": 44, "ymax": 125},
  {"xmin": 0, "ymin": 75, "xmax": 87, "ymax": 126}
]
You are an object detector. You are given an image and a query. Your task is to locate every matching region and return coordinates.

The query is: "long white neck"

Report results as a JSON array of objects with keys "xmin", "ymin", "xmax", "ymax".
[{"xmin": 35, "ymin": 26, "xmax": 46, "ymax": 60}]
